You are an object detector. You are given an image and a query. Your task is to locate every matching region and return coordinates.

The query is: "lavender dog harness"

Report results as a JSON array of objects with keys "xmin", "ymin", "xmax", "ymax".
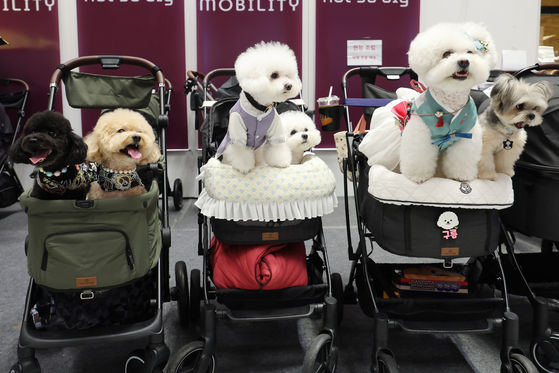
[{"xmin": 215, "ymin": 99, "xmax": 284, "ymax": 158}]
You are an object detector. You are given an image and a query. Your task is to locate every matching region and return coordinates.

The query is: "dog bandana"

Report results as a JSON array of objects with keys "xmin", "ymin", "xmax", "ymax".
[
  {"xmin": 411, "ymin": 89, "xmax": 477, "ymax": 153},
  {"xmin": 215, "ymin": 99, "xmax": 285, "ymax": 158},
  {"xmin": 97, "ymin": 167, "xmax": 143, "ymax": 192},
  {"xmin": 35, "ymin": 162, "xmax": 98, "ymax": 195}
]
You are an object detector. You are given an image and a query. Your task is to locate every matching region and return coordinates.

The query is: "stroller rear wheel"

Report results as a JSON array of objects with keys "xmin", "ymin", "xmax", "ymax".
[
  {"xmin": 172, "ymin": 178, "xmax": 183, "ymax": 210},
  {"xmin": 190, "ymin": 268, "xmax": 201, "ymax": 322},
  {"xmin": 374, "ymin": 352, "xmax": 400, "ymax": 373},
  {"xmin": 175, "ymin": 261, "xmax": 190, "ymax": 327},
  {"xmin": 166, "ymin": 341, "xmax": 216, "ymax": 373},
  {"xmin": 125, "ymin": 349, "xmax": 164, "ymax": 373},
  {"xmin": 509, "ymin": 353, "xmax": 539, "ymax": 373},
  {"xmin": 302, "ymin": 333, "xmax": 338, "ymax": 373},
  {"xmin": 530, "ymin": 333, "xmax": 559, "ymax": 373}
]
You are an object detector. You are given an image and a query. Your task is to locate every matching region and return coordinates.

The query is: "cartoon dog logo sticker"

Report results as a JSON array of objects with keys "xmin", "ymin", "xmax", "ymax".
[{"xmin": 437, "ymin": 211, "xmax": 459, "ymax": 240}]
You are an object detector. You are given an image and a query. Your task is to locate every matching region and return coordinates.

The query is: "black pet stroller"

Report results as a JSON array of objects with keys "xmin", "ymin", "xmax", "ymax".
[
  {"xmin": 0, "ymin": 78, "xmax": 29, "ymax": 208},
  {"xmin": 166, "ymin": 68, "xmax": 342, "ymax": 373},
  {"xmin": 496, "ymin": 63, "xmax": 559, "ymax": 373},
  {"xmin": 340, "ymin": 66, "xmax": 538, "ymax": 372},
  {"xmin": 10, "ymin": 55, "xmax": 179, "ymax": 373}
]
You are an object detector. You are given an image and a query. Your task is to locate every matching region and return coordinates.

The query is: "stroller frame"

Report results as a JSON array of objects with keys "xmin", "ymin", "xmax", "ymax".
[
  {"xmin": 498, "ymin": 63, "xmax": 559, "ymax": 373},
  {"xmin": 11, "ymin": 55, "xmax": 173, "ymax": 373},
  {"xmin": 167, "ymin": 68, "xmax": 341, "ymax": 373},
  {"xmin": 341, "ymin": 67, "xmax": 537, "ymax": 373},
  {"xmin": 0, "ymin": 78, "xmax": 29, "ymax": 207}
]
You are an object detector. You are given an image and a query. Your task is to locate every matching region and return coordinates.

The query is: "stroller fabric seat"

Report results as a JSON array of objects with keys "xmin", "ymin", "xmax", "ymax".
[
  {"xmin": 196, "ymin": 153, "xmax": 338, "ymax": 221},
  {"xmin": 368, "ymin": 164, "xmax": 514, "ymax": 209}
]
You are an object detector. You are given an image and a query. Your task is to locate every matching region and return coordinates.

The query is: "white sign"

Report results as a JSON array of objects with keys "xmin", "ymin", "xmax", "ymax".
[{"xmin": 347, "ymin": 40, "xmax": 382, "ymax": 66}]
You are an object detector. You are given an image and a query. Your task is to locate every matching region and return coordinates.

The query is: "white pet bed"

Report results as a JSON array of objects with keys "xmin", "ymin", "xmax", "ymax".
[
  {"xmin": 368, "ymin": 164, "xmax": 514, "ymax": 209},
  {"xmin": 196, "ymin": 153, "xmax": 338, "ymax": 221}
]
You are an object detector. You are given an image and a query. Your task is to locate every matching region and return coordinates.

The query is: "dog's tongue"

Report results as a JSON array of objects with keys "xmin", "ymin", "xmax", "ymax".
[
  {"xmin": 515, "ymin": 122, "xmax": 524, "ymax": 129},
  {"xmin": 126, "ymin": 146, "xmax": 142, "ymax": 160},
  {"xmin": 30, "ymin": 149, "xmax": 49, "ymax": 164}
]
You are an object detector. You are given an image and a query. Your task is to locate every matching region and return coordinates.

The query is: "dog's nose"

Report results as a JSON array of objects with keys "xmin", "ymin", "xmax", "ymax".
[
  {"xmin": 458, "ymin": 59, "xmax": 470, "ymax": 69},
  {"xmin": 528, "ymin": 113, "xmax": 535, "ymax": 120},
  {"xmin": 302, "ymin": 134, "xmax": 308, "ymax": 140},
  {"xmin": 284, "ymin": 83, "xmax": 292, "ymax": 91},
  {"xmin": 132, "ymin": 135, "xmax": 141, "ymax": 144}
]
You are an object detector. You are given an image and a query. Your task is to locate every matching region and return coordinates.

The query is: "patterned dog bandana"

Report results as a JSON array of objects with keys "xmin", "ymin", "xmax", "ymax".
[
  {"xmin": 98, "ymin": 167, "xmax": 143, "ymax": 192},
  {"xmin": 35, "ymin": 161, "xmax": 98, "ymax": 195}
]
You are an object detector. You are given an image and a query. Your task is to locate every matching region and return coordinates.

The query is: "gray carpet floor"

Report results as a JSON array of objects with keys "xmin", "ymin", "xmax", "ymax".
[{"xmin": 0, "ymin": 196, "xmax": 555, "ymax": 373}]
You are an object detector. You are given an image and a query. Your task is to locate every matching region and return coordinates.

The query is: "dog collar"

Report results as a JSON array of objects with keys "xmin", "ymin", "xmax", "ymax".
[
  {"xmin": 35, "ymin": 162, "xmax": 98, "ymax": 195},
  {"xmin": 244, "ymin": 91, "xmax": 277, "ymax": 113},
  {"xmin": 98, "ymin": 167, "xmax": 143, "ymax": 192}
]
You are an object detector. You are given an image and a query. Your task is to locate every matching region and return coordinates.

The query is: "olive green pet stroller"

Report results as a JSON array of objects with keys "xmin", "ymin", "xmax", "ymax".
[{"xmin": 10, "ymin": 56, "xmax": 177, "ymax": 373}]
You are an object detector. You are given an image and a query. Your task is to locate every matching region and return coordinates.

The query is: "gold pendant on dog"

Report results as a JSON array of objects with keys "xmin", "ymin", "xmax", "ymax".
[{"xmin": 503, "ymin": 140, "xmax": 513, "ymax": 150}]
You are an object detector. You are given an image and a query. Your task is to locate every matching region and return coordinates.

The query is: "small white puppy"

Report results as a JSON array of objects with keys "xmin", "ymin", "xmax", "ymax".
[
  {"xmin": 477, "ymin": 73, "xmax": 554, "ymax": 180},
  {"xmin": 400, "ymin": 22, "xmax": 498, "ymax": 183},
  {"xmin": 280, "ymin": 111, "xmax": 321, "ymax": 164},
  {"xmin": 215, "ymin": 41, "xmax": 302, "ymax": 173}
]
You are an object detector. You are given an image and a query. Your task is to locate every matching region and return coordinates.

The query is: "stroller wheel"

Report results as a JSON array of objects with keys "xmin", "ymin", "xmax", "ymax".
[
  {"xmin": 190, "ymin": 269, "xmax": 201, "ymax": 322},
  {"xmin": 175, "ymin": 261, "xmax": 190, "ymax": 327},
  {"xmin": 331, "ymin": 272, "xmax": 344, "ymax": 324},
  {"xmin": 374, "ymin": 352, "xmax": 400, "ymax": 373},
  {"xmin": 531, "ymin": 333, "xmax": 559, "ymax": 373},
  {"xmin": 302, "ymin": 333, "xmax": 338, "ymax": 373},
  {"xmin": 166, "ymin": 341, "xmax": 216, "ymax": 373},
  {"xmin": 173, "ymin": 179, "xmax": 183, "ymax": 210},
  {"xmin": 509, "ymin": 353, "xmax": 539, "ymax": 373}
]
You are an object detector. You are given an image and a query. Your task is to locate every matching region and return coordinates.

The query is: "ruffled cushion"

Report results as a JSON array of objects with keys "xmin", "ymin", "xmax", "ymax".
[
  {"xmin": 196, "ymin": 153, "xmax": 338, "ymax": 221},
  {"xmin": 368, "ymin": 164, "xmax": 514, "ymax": 209}
]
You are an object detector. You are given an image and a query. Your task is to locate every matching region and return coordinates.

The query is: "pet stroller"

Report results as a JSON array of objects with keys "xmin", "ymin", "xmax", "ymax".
[
  {"xmin": 497, "ymin": 63, "xmax": 559, "ymax": 373},
  {"xmin": 10, "ymin": 55, "xmax": 177, "ymax": 373},
  {"xmin": 340, "ymin": 66, "xmax": 538, "ymax": 372},
  {"xmin": 0, "ymin": 78, "xmax": 29, "ymax": 208},
  {"xmin": 166, "ymin": 68, "xmax": 342, "ymax": 373}
]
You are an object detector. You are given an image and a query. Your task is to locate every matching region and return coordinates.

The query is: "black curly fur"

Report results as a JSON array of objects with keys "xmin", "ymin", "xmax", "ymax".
[{"xmin": 9, "ymin": 110, "xmax": 89, "ymax": 200}]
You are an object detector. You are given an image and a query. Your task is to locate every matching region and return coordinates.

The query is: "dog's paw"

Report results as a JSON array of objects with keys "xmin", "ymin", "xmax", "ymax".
[
  {"xmin": 495, "ymin": 167, "xmax": 514, "ymax": 178},
  {"xmin": 476, "ymin": 171, "xmax": 498, "ymax": 181},
  {"xmin": 267, "ymin": 159, "xmax": 291, "ymax": 168},
  {"xmin": 403, "ymin": 172, "xmax": 433, "ymax": 184}
]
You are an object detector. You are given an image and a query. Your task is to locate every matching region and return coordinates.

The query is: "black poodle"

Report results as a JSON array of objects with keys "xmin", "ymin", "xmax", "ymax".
[{"xmin": 9, "ymin": 110, "xmax": 95, "ymax": 200}]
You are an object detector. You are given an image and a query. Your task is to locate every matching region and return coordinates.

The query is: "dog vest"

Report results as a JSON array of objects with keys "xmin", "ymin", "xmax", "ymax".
[
  {"xmin": 411, "ymin": 89, "xmax": 477, "ymax": 153},
  {"xmin": 35, "ymin": 162, "xmax": 98, "ymax": 195},
  {"xmin": 97, "ymin": 167, "xmax": 143, "ymax": 192},
  {"xmin": 215, "ymin": 99, "xmax": 284, "ymax": 158}
]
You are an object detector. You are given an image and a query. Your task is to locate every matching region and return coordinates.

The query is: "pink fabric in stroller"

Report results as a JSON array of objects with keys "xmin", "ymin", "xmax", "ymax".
[{"xmin": 210, "ymin": 237, "xmax": 308, "ymax": 290}]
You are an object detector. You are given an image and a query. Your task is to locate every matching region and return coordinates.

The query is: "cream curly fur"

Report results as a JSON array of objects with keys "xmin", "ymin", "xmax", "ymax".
[{"xmin": 85, "ymin": 108, "xmax": 161, "ymax": 199}]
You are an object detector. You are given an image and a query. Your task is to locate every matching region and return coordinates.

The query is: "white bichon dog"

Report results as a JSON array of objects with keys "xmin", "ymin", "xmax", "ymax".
[
  {"xmin": 280, "ymin": 111, "xmax": 321, "ymax": 164},
  {"xmin": 399, "ymin": 22, "xmax": 498, "ymax": 183},
  {"xmin": 215, "ymin": 41, "xmax": 302, "ymax": 173}
]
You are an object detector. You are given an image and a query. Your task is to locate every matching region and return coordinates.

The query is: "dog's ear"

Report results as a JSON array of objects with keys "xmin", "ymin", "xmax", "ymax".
[
  {"xmin": 84, "ymin": 132, "xmax": 103, "ymax": 164},
  {"xmin": 66, "ymin": 132, "xmax": 88, "ymax": 165},
  {"xmin": 533, "ymin": 80, "xmax": 555, "ymax": 102},
  {"xmin": 491, "ymin": 73, "xmax": 517, "ymax": 114},
  {"xmin": 144, "ymin": 143, "xmax": 162, "ymax": 164},
  {"xmin": 8, "ymin": 135, "xmax": 30, "ymax": 164}
]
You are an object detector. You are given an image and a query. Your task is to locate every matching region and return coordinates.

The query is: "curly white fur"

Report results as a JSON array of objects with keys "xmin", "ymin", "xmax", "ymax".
[
  {"xmin": 220, "ymin": 41, "xmax": 302, "ymax": 173},
  {"xmin": 280, "ymin": 111, "xmax": 321, "ymax": 164},
  {"xmin": 400, "ymin": 22, "xmax": 498, "ymax": 183}
]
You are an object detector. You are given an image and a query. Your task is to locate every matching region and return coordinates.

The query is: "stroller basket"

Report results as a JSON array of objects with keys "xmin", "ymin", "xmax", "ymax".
[{"xmin": 21, "ymin": 180, "xmax": 161, "ymax": 291}]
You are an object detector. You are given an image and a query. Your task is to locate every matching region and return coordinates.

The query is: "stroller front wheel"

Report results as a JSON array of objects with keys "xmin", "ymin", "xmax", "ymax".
[
  {"xmin": 165, "ymin": 341, "xmax": 216, "ymax": 373},
  {"xmin": 302, "ymin": 333, "xmax": 337, "ymax": 373}
]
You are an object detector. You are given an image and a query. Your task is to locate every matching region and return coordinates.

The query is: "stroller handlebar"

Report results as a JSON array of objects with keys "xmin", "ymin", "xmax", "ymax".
[{"xmin": 49, "ymin": 55, "xmax": 166, "ymax": 89}]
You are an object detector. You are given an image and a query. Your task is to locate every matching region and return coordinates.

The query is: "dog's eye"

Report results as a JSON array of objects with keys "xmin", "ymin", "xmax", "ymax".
[
  {"xmin": 118, "ymin": 129, "xmax": 125, "ymax": 133},
  {"xmin": 533, "ymin": 106, "xmax": 538, "ymax": 111},
  {"xmin": 304, "ymin": 128, "xmax": 308, "ymax": 132},
  {"xmin": 290, "ymin": 130, "xmax": 296, "ymax": 136},
  {"xmin": 443, "ymin": 51, "xmax": 452, "ymax": 58},
  {"xmin": 516, "ymin": 103, "xmax": 524, "ymax": 110},
  {"xmin": 467, "ymin": 51, "xmax": 473, "ymax": 54},
  {"xmin": 49, "ymin": 131, "xmax": 57, "ymax": 137},
  {"xmin": 270, "ymin": 72, "xmax": 279, "ymax": 79}
]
